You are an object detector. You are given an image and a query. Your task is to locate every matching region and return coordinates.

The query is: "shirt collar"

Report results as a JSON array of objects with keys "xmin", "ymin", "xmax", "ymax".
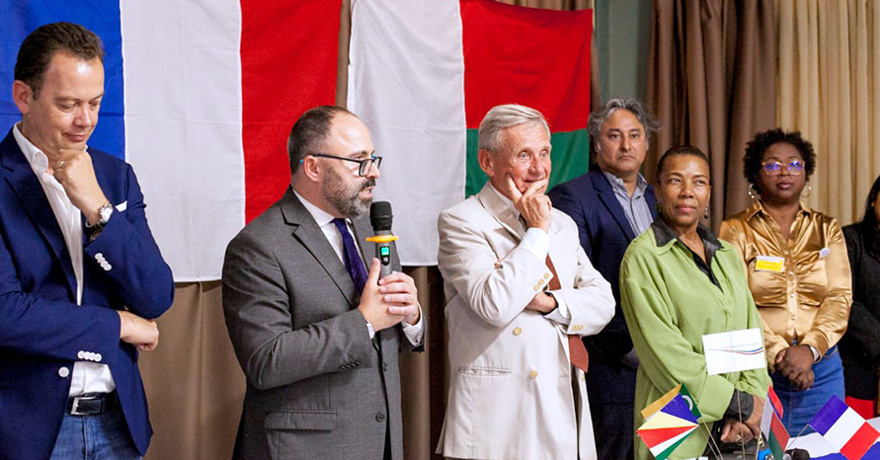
[
  {"xmin": 487, "ymin": 181, "xmax": 520, "ymax": 219},
  {"xmin": 12, "ymin": 122, "xmax": 90, "ymax": 178},
  {"xmin": 745, "ymin": 199, "xmax": 812, "ymax": 221},
  {"xmin": 651, "ymin": 216, "xmax": 722, "ymax": 254},
  {"xmin": 292, "ymin": 189, "xmax": 339, "ymax": 228},
  {"xmin": 12, "ymin": 122, "xmax": 49, "ymax": 175},
  {"xmin": 602, "ymin": 170, "xmax": 648, "ymax": 198}
]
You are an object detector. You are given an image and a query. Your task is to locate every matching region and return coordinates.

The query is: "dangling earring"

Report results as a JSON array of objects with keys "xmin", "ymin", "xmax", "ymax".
[
  {"xmin": 748, "ymin": 184, "xmax": 759, "ymax": 201},
  {"xmin": 704, "ymin": 203, "xmax": 710, "ymax": 220},
  {"xmin": 801, "ymin": 184, "xmax": 812, "ymax": 198}
]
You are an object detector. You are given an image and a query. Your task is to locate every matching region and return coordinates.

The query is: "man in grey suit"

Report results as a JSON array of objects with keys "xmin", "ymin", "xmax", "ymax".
[{"xmin": 222, "ymin": 105, "xmax": 424, "ymax": 460}]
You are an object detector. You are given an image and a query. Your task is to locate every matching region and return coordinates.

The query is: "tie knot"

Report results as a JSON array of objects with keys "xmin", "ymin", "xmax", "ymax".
[{"xmin": 332, "ymin": 218, "xmax": 348, "ymax": 232}]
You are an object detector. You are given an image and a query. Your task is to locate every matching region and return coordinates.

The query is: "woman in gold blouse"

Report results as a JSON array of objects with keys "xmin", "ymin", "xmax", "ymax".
[{"xmin": 720, "ymin": 129, "xmax": 852, "ymax": 434}]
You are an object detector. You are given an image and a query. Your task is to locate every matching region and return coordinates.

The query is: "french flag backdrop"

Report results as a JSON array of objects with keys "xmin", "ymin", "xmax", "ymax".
[{"xmin": 0, "ymin": 0, "xmax": 340, "ymax": 281}]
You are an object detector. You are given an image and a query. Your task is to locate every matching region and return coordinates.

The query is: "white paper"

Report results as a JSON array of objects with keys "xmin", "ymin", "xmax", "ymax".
[{"xmin": 702, "ymin": 328, "xmax": 766, "ymax": 375}]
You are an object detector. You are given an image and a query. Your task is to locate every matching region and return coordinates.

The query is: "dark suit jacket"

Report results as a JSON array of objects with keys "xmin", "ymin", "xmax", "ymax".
[
  {"xmin": 841, "ymin": 223, "xmax": 880, "ymax": 400},
  {"xmin": 549, "ymin": 168, "xmax": 657, "ymax": 400},
  {"xmin": 0, "ymin": 128, "xmax": 174, "ymax": 460},
  {"xmin": 222, "ymin": 188, "xmax": 420, "ymax": 460}
]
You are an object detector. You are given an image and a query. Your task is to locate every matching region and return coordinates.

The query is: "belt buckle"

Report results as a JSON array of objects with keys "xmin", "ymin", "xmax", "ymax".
[{"xmin": 70, "ymin": 394, "xmax": 99, "ymax": 415}]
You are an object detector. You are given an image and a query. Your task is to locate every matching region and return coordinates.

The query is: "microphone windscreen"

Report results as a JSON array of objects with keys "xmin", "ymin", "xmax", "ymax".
[{"xmin": 370, "ymin": 201, "xmax": 393, "ymax": 231}]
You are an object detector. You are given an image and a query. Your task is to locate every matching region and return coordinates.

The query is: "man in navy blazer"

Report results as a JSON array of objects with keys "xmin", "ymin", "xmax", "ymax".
[
  {"xmin": 0, "ymin": 22, "xmax": 173, "ymax": 459},
  {"xmin": 548, "ymin": 99, "xmax": 659, "ymax": 460}
]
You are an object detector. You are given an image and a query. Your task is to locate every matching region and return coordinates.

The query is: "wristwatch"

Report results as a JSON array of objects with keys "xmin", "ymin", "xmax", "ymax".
[{"xmin": 87, "ymin": 202, "xmax": 114, "ymax": 231}]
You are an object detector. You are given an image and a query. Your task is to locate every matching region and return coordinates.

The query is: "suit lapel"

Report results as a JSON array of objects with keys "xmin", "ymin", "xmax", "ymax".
[
  {"xmin": 476, "ymin": 182, "xmax": 526, "ymax": 242},
  {"xmin": 591, "ymin": 170, "xmax": 637, "ymax": 241},
  {"xmin": 646, "ymin": 183, "xmax": 659, "ymax": 219},
  {"xmin": 279, "ymin": 189, "xmax": 359, "ymax": 308},
  {"xmin": 0, "ymin": 131, "xmax": 77, "ymax": 299}
]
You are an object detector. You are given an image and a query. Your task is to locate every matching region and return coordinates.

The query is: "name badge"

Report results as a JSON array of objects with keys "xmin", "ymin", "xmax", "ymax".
[{"xmin": 755, "ymin": 255, "xmax": 784, "ymax": 273}]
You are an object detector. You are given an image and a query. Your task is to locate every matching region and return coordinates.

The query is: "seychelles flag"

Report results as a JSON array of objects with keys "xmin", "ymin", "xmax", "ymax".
[
  {"xmin": 348, "ymin": 0, "xmax": 592, "ymax": 265},
  {"xmin": 0, "ymin": 0, "xmax": 340, "ymax": 280},
  {"xmin": 637, "ymin": 383, "xmax": 701, "ymax": 460}
]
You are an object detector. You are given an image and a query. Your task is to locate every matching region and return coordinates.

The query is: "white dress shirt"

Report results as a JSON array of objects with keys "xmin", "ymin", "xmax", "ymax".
[
  {"xmin": 13, "ymin": 124, "xmax": 116, "ymax": 396},
  {"xmin": 292, "ymin": 190, "xmax": 424, "ymax": 344}
]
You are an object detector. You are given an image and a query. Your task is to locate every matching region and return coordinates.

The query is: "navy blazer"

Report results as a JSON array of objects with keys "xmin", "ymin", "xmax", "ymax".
[
  {"xmin": 549, "ymin": 169, "xmax": 657, "ymax": 364},
  {"xmin": 0, "ymin": 129, "xmax": 174, "ymax": 460}
]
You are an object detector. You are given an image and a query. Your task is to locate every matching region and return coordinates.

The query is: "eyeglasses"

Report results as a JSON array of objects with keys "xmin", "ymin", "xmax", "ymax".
[
  {"xmin": 303, "ymin": 154, "xmax": 382, "ymax": 176},
  {"xmin": 761, "ymin": 159, "xmax": 804, "ymax": 176}
]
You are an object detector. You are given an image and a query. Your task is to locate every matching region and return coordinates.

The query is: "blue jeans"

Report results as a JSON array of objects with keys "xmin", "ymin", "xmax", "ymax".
[
  {"xmin": 771, "ymin": 345, "xmax": 846, "ymax": 436},
  {"xmin": 49, "ymin": 403, "xmax": 142, "ymax": 460}
]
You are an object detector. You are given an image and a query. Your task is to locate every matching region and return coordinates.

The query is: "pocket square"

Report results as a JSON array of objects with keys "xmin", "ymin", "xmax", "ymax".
[{"xmin": 115, "ymin": 201, "xmax": 127, "ymax": 212}]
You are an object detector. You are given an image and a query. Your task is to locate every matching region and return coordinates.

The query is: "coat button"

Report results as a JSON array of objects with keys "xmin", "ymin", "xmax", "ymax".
[
  {"xmin": 513, "ymin": 327, "xmax": 522, "ymax": 336},
  {"xmin": 529, "ymin": 370, "xmax": 538, "ymax": 379},
  {"xmin": 58, "ymin": 367, "xmax": 70, "ymax": 378},
  {"xmin": 376, "ymin": 413, "xmax": 386, "ymax": 422}
]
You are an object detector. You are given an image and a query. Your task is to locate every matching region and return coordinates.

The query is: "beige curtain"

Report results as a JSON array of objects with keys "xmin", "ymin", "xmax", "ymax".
[
  {"xmin": 139, "ymin": 282, "xmax": 245, "ymax": 460},
  {"xmin": 647, "ymin": 0, "xmax": 778, "ymax": 227},
  {"xmin": 776, "ymin": 0, "xmax": 880, "ymax": 224}
]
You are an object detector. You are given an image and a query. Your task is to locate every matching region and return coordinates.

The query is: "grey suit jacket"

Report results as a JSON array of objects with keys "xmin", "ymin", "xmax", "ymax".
[{"xmin": 222, "ymin": 188, "xmax": 418, "ymax": 460}]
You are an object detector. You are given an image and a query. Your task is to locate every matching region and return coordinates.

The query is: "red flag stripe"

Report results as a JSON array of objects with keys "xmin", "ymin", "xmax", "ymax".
[
  {"xmin": 769, "ymin": 385, "xmax": 784, "ymax": 418},
  {"xmin": 839, "ymin": 423, "xmax": 880, "ymax": 460},
  {"xmin": 770, "ymin": 410, "xmax": 790, "ymax": 448},
  {"xmin": 241, "ymin": 0, "xmax": 341, "ymax": 221},
  {"xmin": 638, "ymin": 425, "xmax": 695, "ymax": 447},
  {"xmin": 460, "ymin": 0, "xmax": 591, "ymax": 131}
]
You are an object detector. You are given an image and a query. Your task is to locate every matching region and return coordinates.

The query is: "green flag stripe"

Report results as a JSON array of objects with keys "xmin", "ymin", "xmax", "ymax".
[{"xmin": 465, "ymin": 128, "xmax": 590, "ymax": 197}]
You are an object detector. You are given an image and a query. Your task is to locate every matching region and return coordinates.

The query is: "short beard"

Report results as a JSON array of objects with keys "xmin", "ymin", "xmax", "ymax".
[{"xmin": 322, "ymin": 166, "xmax": 375, "ymax": 218}]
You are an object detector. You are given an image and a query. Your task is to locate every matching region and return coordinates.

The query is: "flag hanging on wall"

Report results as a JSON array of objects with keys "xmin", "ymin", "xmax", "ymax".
[
  {"xmin": 348, "ymin": 0, "xmax": 592, "ymax": 265},
  {"xmin": 0, "ymin": 0, "xmax": 340, "ymax": 280}
]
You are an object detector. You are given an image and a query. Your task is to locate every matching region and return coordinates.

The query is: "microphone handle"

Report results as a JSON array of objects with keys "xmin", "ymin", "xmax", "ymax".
[{"xmin": 373, "ymin": 230, "xmax": 394, "ymax": 278}]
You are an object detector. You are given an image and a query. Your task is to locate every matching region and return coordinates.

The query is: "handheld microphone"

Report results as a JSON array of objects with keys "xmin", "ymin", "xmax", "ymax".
[{"xmin": 366, "ymin": 201, "xmax": 398, "ymax": 278}]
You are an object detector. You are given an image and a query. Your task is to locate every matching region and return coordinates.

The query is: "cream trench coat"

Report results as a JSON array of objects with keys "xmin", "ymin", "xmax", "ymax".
[{"xmin": 435, "ymin": 182, "xmax": 614, "ymax": 460}]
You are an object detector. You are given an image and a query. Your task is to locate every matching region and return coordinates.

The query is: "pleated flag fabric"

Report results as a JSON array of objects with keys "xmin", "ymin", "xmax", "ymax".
[
  {"xmin": 348, "ymin": 0, "xmax": 592, "ymax": 265},
  {"xmin": 0, "ymin": 0, "xmax": 340, "ymax": 280}
]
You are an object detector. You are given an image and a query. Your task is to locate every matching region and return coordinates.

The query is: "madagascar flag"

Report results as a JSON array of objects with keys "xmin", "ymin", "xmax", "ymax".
[
  {"xmin": 349, "ymin": 0, "xmax": 592, "ymax": 265},
  {"xmin": 462, "ymin": 0, "xmax": 592, "ymax": 197}
]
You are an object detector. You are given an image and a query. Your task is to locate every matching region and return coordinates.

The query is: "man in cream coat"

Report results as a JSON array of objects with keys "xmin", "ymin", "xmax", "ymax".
[{"xmin": 436, "ymin": 104, "xmax": 615, "ymax": 460}]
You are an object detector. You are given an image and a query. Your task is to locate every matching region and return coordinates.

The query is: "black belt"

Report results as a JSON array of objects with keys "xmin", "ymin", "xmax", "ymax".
[{"xmin": 67, "ymin": 391, "xmax": 119, "ymax": 416}]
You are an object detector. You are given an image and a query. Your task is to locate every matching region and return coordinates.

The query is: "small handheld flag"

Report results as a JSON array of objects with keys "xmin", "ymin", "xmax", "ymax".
[
  {"xmin": 760, "ymin": 386, "xmax": 789, "ymax": 460},
  {"xmin": 638, "ymin": 384, "xmax": 700, "ymax": 460},
  {"xmin": 809, "ymin": 395, "xmax": 880, "ymax": 460}
]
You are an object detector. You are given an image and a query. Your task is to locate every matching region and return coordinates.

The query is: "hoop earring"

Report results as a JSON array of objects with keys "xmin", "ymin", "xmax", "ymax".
[
  {"xmin": 748, "ymin": 184, "xmax": 759, "ymax": 201},
  {"xmin": 801, "ymin": 184, "xmax": 812, "ymax": 198}
]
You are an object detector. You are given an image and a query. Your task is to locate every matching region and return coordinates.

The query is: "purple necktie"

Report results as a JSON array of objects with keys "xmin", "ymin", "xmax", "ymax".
[{"xmin": 332, "ymin": 218, "xmax": 368, "ymax": 293}]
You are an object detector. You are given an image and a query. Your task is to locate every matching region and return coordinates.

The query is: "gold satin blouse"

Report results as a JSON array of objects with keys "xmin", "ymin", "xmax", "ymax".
[{"xmin": 719, "ymin": 200, "xmax": 852, "ymax": 371}]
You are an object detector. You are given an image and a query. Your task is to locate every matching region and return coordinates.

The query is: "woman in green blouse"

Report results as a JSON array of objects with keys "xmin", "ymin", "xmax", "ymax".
[{"xmin": 620, "ymin": 146, "xmax": 770, "ymax": 459}]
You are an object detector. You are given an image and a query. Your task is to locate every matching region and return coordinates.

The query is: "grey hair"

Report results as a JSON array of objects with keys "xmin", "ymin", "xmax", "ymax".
[
  {"xmin": 587, "ymin": 98, "xmax": 660, "ymax": 154},
  {"xmin": 478, "ymin": 104, "xmax": 550, "ymax": 154}
]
